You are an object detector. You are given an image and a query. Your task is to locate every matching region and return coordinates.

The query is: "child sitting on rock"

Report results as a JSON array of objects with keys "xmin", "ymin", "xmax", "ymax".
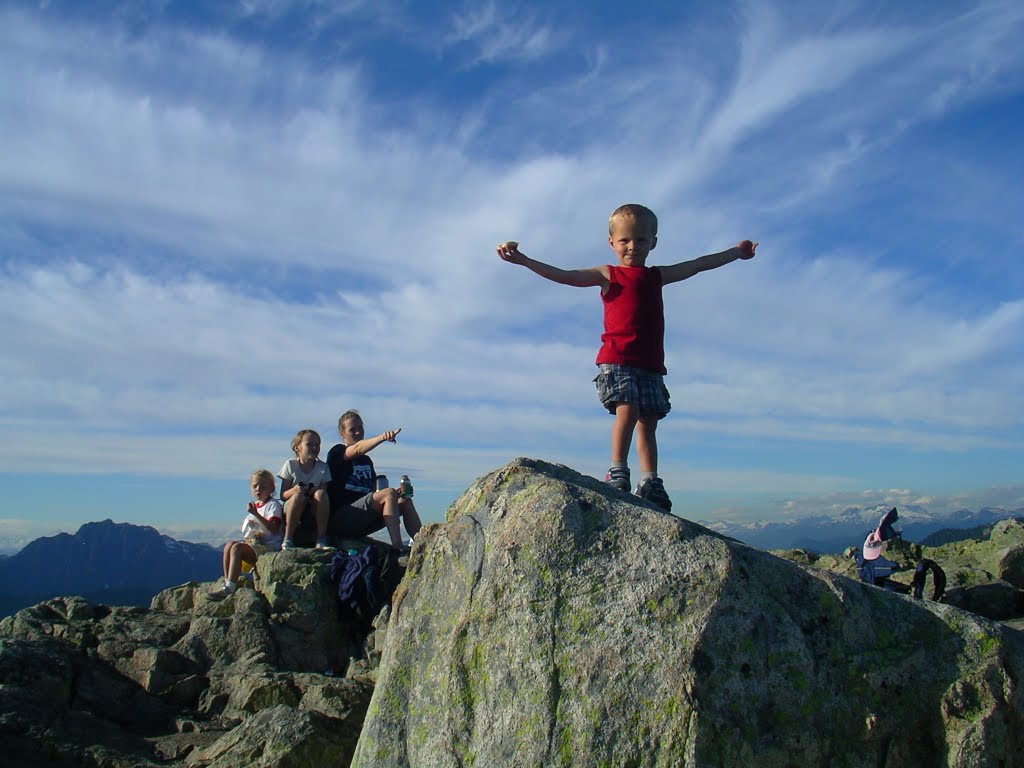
[
  {"xmin": 326, "ymin": 409, "xmax": 421, "ymax": 551},
  {"xmin": 207, "ymin": 469, "xmax": 284, "ymax": 601},
  {"xmin": 279, "ymin": 428, "xmax": 332, "ymax": 550}
]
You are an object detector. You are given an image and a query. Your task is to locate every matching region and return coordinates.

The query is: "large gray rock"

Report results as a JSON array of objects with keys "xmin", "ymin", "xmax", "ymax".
[
  {"xmin": 354, "ymin": 458, "xmax": 1024, "ymax": 767},
  {"xmin": 0, "ymin": 635, "xmax": 170, "ymax": 767},
  {"xmin": 186, "ymin": 704, "xmax": 357, "ymax": 767}
]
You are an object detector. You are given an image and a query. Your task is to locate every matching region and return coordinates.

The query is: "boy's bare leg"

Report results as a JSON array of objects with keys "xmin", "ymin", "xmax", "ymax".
[
  {"xmin": 635, "ymin": 414, "xmax": 659, "ymax": 474},
  {"xmin": 634, "ymin": 413, "xmax": 671, "ymax": 511},
  {"xmin": 284, "ymin": 494, "xmax": 307, "ymax": 541},
  {"xmin": 398, "ymin": 498, "xmax": 422, "ymax": 539},
  {"xmin": 610, "ymin": 402, "xmax": 639, "ymax": 463},
  {"xmin": 313, "ymin": 490, "xmax": 330, "ymax": 539}
]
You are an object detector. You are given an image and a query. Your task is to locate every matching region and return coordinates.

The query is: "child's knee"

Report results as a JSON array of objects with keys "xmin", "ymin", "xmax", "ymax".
[
  {"xmin": 375, "ymin": 488, "xmax": 398, "ymax": 505},
  {"xmin": 313, "ymin": 488, "xmax": 328, "ymax": 503}
]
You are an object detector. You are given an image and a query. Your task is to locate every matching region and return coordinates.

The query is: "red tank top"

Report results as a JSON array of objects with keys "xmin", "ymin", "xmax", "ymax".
[{"xmin": 595, "ymin": 265, "xmax": 666, "ymax": 374}]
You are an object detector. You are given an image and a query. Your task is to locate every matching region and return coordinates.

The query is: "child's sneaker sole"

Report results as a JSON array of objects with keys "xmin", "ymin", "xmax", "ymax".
[
  {"xmin": 205, "ymin": 586, "xmax": 236, "ymax": 602},
  {"xmin": 636, "ymin": 479, "xmax": 673, "ymax": 512}
]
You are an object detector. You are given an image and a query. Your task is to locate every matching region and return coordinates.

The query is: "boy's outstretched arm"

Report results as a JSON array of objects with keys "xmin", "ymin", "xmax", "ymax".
[
  {"xmin": 497, "ymin": 241, "xmax": 608, "ymax": 288},
  {"xmin": 659, "ymin": 241, "xmax": 757, "ymax": 285}
]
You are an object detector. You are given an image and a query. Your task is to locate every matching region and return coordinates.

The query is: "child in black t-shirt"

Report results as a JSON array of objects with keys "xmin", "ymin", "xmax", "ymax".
[{"xmin": 326, "ymin": 409, "xmax": 421, "ymax": 548}]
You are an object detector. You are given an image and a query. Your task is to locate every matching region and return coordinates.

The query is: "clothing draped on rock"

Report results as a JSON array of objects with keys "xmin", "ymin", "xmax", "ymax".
[
  {"xmin": 912, "ymin": 558, "xmax": 947, "ymax": 601},
  {"xmin": 329, "ymin": 546, "xmax": 405, "ymax": 629}
]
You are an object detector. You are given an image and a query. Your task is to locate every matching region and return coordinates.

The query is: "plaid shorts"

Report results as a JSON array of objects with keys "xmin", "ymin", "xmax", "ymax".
[{"xmin": 594, "ymin": 364, "xmax": 672, "ymax": 419}]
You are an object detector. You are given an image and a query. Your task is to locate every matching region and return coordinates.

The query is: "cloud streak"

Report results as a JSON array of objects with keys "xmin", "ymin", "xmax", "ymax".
[{"xmin": 0, "ymin": 1, "xmax": 1022, "ymax": 538}]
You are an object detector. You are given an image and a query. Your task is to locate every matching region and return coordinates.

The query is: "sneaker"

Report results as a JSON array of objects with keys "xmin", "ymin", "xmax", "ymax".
[
  {"xmin": 281, "ymin": 539, "xmax": 296, "ymax": 550},
  {"xmin": 635, "ymin": 477, "xmax": 672, "ymax": 512},
  {"xmin": 206, "ymin": 584, "xmax": 237, "ymax": 602},
  {"xmin": 315, "ymin": 538, "xmax": 334, "ymax": 551},
  {"xmin": 604, "ymin": 467, "xmax": 631, "ymax": 492},
  {"xmin": 395, "ymin": 544, "xmax": 412, "ymax": 568}
]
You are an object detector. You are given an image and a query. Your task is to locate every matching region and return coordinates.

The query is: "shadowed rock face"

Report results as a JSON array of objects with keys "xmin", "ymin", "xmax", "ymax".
[
  {"xmin": 0, "ymin": 545, "xmax": 383, "ymax": 767},
  {"xmin": 355, "ymin": 458, "xmax": 1024, "ymax": 768}
]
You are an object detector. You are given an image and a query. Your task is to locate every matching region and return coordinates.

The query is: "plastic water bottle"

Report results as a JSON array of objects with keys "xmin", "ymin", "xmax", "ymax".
[{"xmin": 399, "ymin": 475, "xmax": 414, "ymax": 498}]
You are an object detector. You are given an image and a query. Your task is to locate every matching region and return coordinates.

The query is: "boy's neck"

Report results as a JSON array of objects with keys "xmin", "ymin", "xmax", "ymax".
[{"xmin": 297, "ymin": 457, "xmax": 316, "ymax": 470}]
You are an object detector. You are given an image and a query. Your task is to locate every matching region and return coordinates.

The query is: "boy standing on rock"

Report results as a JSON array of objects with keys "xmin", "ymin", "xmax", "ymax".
[{"xmin": 497, "ymin": 203, "xmax": 756, "ymax": 512}]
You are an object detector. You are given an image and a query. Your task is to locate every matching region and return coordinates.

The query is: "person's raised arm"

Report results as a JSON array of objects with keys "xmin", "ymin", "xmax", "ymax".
[
  {"xmin": 658, "ymin": 240, "xmax": 757, "ymax": 285},
  {"xmin": 343, "ymin": 428, "xmax": 402, "ymax": 461},
  {"xmin": 497, "ymin": 241, "xmax": 609, "ymax": 288}
]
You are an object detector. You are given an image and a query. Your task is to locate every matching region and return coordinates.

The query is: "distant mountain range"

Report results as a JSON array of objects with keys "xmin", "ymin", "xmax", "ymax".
[
  {"xmin": 701, "ymin": 505, "xmax": 1024, "ymax": 554},
  {"xmin": 0, "ymin": 519, "xmax": 220, "ymax": 618},
  {"xmin": 3, "ymin": 509, "xmax": 1020, "ymax": 619}
]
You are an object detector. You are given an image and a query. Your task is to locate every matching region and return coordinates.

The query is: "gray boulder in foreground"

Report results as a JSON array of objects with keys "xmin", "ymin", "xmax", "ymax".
[{"xmin": 354, "ymin": 458, "xmax": 1024, "ymax": 767}]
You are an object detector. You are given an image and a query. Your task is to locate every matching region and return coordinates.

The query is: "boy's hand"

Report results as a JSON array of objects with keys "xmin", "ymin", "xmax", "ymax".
[
  {"xmin": 738, "ymin": 240, "xmax": 758, "ymax": 260},
  {"xmin": 496, "ymin": 240, "xmax": 526, "ymax": 264},
  {"xmin": 247, "ymin": 502, "xmax": 257, "ymax": 514},
  {"xmin": 381, "ymin": 428, "xmax": 401, "ymax": 443}
]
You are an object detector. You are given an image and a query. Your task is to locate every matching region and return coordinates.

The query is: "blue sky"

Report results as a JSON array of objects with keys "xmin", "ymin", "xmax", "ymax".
[{"xmin": 1, "ymin": 0, "xmax": 1022, "ymax": 552}]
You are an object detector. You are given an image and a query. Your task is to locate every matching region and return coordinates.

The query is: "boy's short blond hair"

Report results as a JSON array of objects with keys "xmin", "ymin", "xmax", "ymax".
[
  {"xmin": 250, "ymin": 468, "xmax": 276, "ymax": 490},
  {"xmin": 609, "ymin": 203, "xmax": 658, "ymax": 235},
  {"xmin": 290, "ymin": 428, "xmax": 321, "ymax": 456}
]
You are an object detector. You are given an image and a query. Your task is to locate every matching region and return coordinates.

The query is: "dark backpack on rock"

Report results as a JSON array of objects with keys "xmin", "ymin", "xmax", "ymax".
[
  {"xmin": 912, "ymin": 558, "xmax": 947, "ymax": 601},
  {"xmin": 329, "ymin": 546, "xmax": 405, "ymax": 630}
]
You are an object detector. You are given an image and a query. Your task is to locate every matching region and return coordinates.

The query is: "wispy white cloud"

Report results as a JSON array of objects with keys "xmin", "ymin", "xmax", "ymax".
[
  {"xmin": 0, "ymin": 1, "xmax": 1022, "ymax": 540},
  {"xmin": 2, "ymin": 250, "xmax": 1017, "ymax": 470},
  {"xmin": 445, "ymin": 1, "xmax": 558, "ymax": 65}
]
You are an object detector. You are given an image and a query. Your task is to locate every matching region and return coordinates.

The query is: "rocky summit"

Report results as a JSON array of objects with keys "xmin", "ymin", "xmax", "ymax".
[
  {"xmin": 3, "ymin": 458, "xmax": 1024, "ymax": 767},
  {"xmin": 356, "ymin": 458, "xmax": 1024, "ymax": 767},
  {"xmin": 0, "ymin": 546, "xmax": 383, "ymax": 767}
]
